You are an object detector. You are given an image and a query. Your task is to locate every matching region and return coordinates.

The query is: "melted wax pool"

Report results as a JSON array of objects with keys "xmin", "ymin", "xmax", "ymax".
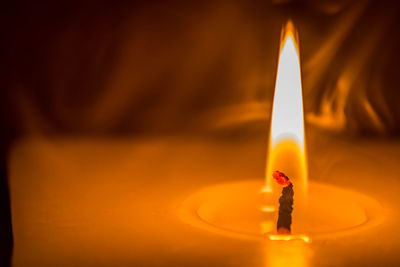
[{"xmin": 179, "ymin": 180, "xmax": 384, "ymax": 242}]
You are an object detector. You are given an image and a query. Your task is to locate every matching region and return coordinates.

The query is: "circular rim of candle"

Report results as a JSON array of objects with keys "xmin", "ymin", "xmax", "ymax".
[{"xmin": 178, "ymin": 180, "xmax": 385, "ymax": 241}]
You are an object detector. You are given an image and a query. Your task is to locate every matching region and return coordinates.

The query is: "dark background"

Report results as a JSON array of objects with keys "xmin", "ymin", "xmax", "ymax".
[{"xmin": 1, "ymin": 0, "xmax": 400, "ymax": 265}]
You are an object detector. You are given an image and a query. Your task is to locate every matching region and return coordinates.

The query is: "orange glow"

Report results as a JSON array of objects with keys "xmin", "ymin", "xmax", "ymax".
[
  {"xmin": 265, "ymin": 21, "xmax": 308, "ymax": 215},
  {"xmin": 265, "ymin": 239, "xmax": 310, "ymax": 267},
  {"xmin": 269, "ymin": 234, "xmax": 310, "ymax": 243}
]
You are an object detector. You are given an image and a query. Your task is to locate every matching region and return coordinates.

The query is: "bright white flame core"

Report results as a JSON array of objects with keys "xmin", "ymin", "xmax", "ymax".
[{"xmin": 270, "ymin": 34, "xmax": 305, "ymax": 149}]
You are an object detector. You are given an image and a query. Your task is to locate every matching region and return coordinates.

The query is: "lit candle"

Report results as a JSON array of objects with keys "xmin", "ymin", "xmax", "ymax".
[{"xmin": 9, "ymin": 22, "xmax": 393, "ymax": 267}]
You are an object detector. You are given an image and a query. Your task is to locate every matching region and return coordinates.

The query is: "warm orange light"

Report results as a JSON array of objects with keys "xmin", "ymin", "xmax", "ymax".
[
  {"xmin": 269, "ymin": 234, "xmax": 310, "ymax": 243},
  {"xmin": 264, "ymin": 21, "xmax": 308, "ymax": 222}
]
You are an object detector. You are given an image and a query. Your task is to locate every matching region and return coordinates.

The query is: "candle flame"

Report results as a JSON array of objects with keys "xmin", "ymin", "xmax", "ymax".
[{"xmin": 265, "ymin": 21, "xmax": 308, "ymax": 213}]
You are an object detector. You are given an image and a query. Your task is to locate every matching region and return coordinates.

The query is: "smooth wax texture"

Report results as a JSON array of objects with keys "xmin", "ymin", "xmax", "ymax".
[{"xmin": 9, "ymin": 132, "xmax": 400, "ymax": 266}]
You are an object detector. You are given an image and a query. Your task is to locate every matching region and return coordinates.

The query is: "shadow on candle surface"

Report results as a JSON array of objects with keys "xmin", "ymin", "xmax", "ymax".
[{"xmin": 0, "ymin": 139, "xmax": 13, "ymax": 266}]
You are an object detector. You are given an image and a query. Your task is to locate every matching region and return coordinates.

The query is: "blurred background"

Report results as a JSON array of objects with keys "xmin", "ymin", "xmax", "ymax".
[
  {"xmin": 2, "ymin": 0, "xmax": 400, "ymax": 138},
  {"xmin": 1, "ymin": 0, "xmax": 400, "ymax": 265}
]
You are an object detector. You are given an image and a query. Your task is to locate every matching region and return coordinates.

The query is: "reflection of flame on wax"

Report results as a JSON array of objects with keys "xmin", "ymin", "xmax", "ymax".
[
  {"xmin": 265, "ymin": 240, "xmax": 310, "ymax": 267},
  {"xmin": 269, "ymin": 234, "xmax": 310, "ymax": 243},
  {"xmin": 265, "ymin": 21, "xmax": 308, "ymax": 199}
]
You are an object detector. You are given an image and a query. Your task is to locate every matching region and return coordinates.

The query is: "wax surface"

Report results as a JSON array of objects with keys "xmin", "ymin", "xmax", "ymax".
[
  {"xmin": 180, "ymin": 180, "xmax": 382, "ymax": 239},
  {"xmin": 9, "ymin": 132, "xmax": 400, "ymax": 266}
]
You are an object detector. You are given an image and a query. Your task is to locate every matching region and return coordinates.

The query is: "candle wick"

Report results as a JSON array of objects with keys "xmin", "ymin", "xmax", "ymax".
[{"xmin": 273, "ymin": 171, "xmax": 293, "ymax": 234}]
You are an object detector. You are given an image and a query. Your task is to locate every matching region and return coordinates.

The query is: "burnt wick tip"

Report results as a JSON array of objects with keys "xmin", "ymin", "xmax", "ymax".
[{"xmin": 273, "ymin": 171, "xmax": 294, "ymax": 234}]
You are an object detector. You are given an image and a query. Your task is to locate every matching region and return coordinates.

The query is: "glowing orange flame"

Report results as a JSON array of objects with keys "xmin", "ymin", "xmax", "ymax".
[{"xmin": 264, "ymin": 21, "xmax": 308, "ymax": 220}]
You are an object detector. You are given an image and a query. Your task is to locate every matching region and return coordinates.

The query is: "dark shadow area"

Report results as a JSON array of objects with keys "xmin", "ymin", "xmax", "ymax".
[
  {"xmin": 0, "ymin": 3, "xmax": 17, "ymax": 266},
  {"xmin": 0, "ymin": 139, "xmax": 12, "ymax": 266}
]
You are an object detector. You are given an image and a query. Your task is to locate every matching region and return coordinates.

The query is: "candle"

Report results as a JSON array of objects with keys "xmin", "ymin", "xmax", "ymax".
[
  {"xmin": 9, "ymin": 135, "xmax": 396, "ymax": 266},
  {"xmin": 8, "ymin": 17, "xmax": 397, "ymax": 267}
]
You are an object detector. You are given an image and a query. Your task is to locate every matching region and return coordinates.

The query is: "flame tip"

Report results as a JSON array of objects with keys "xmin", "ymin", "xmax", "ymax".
[{"xmin": 280, "ymin": 20, "xmax": 299, "ymax": 51}]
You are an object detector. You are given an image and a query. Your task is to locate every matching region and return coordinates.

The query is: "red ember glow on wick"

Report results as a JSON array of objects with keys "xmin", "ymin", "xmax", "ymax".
[{"xmin": 273, "ymin": 170, "xmax": 291, "ymax": 188}]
